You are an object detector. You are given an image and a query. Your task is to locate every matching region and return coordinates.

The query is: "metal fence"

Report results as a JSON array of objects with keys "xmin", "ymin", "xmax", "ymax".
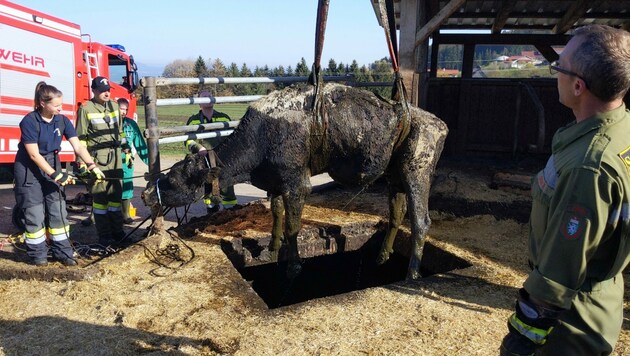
[{"xmin": 140, "ymin": 75, "xmax": 364, "ymax": 175}]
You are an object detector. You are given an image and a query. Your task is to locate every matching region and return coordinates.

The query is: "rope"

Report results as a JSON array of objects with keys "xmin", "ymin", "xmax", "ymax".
[
  {"xmin": 143, "ymin": 230, "xmax": 196, "ymax": 277},
  {"xmin": 377, "ymin": 0, "xmax": 400, "ymax": 73}
]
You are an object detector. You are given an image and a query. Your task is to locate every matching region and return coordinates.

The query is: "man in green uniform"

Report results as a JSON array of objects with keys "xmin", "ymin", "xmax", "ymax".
[
  {"xmin": 185, "ymin": 90, "xmax": 238, "ymax": 214},
  {"xmin": 500, "ymin": 25, "xmax": 630, "ymax": 355},
  {"xmin": 76, "ymin": 77, "xmax": 125, "ymax": 246}
]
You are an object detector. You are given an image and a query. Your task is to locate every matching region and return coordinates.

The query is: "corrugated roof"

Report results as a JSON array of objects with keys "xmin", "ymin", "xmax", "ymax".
[{"xmin": 372, "ymin": 0, "xmax": 630, "ymax": 34}]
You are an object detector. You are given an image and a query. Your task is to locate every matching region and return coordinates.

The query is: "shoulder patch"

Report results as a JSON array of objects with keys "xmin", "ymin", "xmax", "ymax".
[
  {"xmin": 619, "ymin": 146, "xmax": 630, "ymax": 172},
  {"xmin": 561, "ymin": 204, "xmax": 591, "ymax": 240}
]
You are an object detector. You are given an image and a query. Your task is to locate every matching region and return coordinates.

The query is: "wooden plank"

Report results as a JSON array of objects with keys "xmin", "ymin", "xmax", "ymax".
[
  {"xmin": 399, "ymin": 0, "xmax": 421, "ymax": 104},
  {"xmin": 491, "ymin": 0, "xmax": 518, "ymax": 34},
  {"xmin": 434, "ymin": 33, "xmax": 571, "ymax": 45},
  {"xmin": 553, "ymin": 0, "xmax": 590, "ymax": 34},
  {"xmin": 414, "ymin": 0, "xmax": 467, "ymax": 48}
]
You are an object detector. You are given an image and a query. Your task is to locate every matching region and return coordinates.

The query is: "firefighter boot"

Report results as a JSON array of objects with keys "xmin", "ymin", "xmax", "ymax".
[
  {"xmin": 26, "ymin": 240, "xmax": 49, "ymax": 266},
  {"xmin": 94, "ymin": 212, "xmax": 115, "ymax": 246},
  {"xmin": 50, "ymin": 238, "xmax": 77, "ymax": 266}
]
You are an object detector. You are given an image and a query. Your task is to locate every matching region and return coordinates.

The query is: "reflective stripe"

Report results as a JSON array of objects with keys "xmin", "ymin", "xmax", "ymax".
[
  {"xmin": 93, "ymin": 202, "xmax": 108, "ymax": 210},
  {"xmin": 25, "ymin": 228, "xmax": 45, "ymax": 240},
  {"xmin": 48, "ymin": 226, "xmax": 69, "ymax": 235},
  {"xmin": 25, "ymin": 236, "xmax": 46, "ymax": 245},
  {"xmin": 608, "ymin": 203, "xmax": 630, "ymax": 225},
  {"xmin": 49, "ymin": 232, "xmax": 69, "ymax": 242},
  {"xmin": 508, "ymin": 313, "xmax": 553, "ymax": 345},
  {"xmin": 108, "ymin": 206, "xmax": 122, "ymax": 212},
  {"xmin": 93, "ymin": 201, "xmax": 108, "ymax": 215},
  {"xmin": 222, "ymin": 199, "xmax": 238, "ymax": 206},
  {"xmin": 108, "ymin": 202, "xmax": 121, "ymax": 208},
  {"xmin": 87, "ymin": 112, "xmax": 119, "ymax": 125}
]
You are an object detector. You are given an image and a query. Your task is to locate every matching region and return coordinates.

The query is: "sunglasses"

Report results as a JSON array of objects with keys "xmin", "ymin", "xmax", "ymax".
[{"xmin": 549, "ymin": 61, "xmax": 590, "ymax": 89}]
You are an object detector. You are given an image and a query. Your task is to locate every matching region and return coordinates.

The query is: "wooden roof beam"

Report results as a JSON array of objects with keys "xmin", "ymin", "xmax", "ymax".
[
  {"xmin": 553, "ymin": 0, "xmax": 591, "ymax": 34},
  {"xmin": 491, "ymin": 0, "xmax": 518, "ymax": 34},
  {"xmin": 414, "ymin": 0, "xmax": 466, "ymax": 49}
]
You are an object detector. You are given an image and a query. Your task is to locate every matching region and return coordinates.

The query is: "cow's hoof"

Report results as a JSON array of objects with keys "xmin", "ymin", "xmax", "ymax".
[
  {"xmin": 406, "ymin": 257, "xmax": 421, "ymax": 280},
  {"xmin": 376, "ymin": 249, "xmax": 391, "ymax": 265}
]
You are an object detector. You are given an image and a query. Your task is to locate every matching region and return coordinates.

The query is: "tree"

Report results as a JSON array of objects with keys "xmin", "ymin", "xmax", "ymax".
[
  {"xmin": 327, "ymin": 58, "xmax": 337, "ymax": 75},
  {"xmin": 295, "ymin": 57, "xmax": 309, "ymax": 76},
  {"xmin": 211, "ymin": 58, "xmax": 227, "ymax": 77},
  {"xmin": 193, "ymin": 56, "xmax": 208, "ymax": 78},
  {"xmin": 227, "ymin": 62, "xmax": 240, "ymax": 77},
  {"xmin": 161, "ymin": 59, "xmax": 196, "ymax": 98}
]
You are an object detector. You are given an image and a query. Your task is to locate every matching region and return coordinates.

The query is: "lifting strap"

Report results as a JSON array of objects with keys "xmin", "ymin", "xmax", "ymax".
[
  {"xmin": 377, "ymin": 0, "xmax": 412, "ymax": 151},
  {"xmin": 309, "ymin": 0, "xmax": 330, "ymax": 137}
]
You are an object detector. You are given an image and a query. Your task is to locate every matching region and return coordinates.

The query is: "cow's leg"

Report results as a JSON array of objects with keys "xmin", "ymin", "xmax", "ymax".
[
  {"xmin": 282, "ymin": 191, "xmax": 306, "ymax": 278},
  {"xmin": 377, "ymin": 186, "xmax": 406, "ymax": 265},
  {"xmin": 282, "ymin": 172, "xmax": 311, "ymax": 278},
  {"xmin": 403, "ymin": 169, "xmax": 432, "ymax": 280},
  {"xmin": 268, "ymin": 194, "xmax": 284, "ymax": 262},
  {"xmin": 397, "ymin": 117, "xmax": 446, "ymax": 279}
]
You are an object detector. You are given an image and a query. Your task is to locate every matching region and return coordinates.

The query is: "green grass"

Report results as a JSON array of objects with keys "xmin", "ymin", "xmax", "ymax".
[{"xmin": 135, "ymin": 103, "xmax": 249, "ymax": 156}]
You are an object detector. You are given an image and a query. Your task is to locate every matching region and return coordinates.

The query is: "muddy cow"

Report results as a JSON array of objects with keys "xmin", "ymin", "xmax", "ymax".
[{"xmin": 143, "ymin": 83, "xmax": 448, "ymax": 279}]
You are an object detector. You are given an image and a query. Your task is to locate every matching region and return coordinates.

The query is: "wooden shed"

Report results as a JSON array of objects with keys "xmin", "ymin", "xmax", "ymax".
[{"xmin": 372, "ymin": 0, "xmax": 630, "ymax": 157}]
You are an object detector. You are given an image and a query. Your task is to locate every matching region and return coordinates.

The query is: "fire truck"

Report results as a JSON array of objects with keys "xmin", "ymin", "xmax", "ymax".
[{"xmin": 0, "ymin": 0, "xmax": 139, "ymax": 164}]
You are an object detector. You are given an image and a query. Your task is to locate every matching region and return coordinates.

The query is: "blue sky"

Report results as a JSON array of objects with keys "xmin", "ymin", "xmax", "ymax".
[{"xmin": 16, "ymin": 1, "xmax": 390, "ymax": 77}]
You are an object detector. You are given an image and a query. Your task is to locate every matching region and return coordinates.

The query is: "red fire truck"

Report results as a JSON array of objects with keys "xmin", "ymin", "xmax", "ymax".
[{"xmin": 0, "ymin": 0, "xmax": 139, "ymax": 164}]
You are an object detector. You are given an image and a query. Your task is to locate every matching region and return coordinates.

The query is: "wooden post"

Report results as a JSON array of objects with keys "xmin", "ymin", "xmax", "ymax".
[
  {"xmin": 399, "ymin": 0, "xmax": 420, "ymax": 106},
  {"xmin": 141, "ymin": 76, "xmax": 160, "ymax": 179}
]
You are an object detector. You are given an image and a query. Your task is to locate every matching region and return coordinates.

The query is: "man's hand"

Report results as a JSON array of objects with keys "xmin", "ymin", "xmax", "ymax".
[
  {"xmin": 49, "ymin": 170, "xmax": 75, "ymax": 186},
  {"xmin": 500, "ymin": 289, "xmax": 562, "ymax": 356},
  {"xmin": 87, "ymin": 163, "xmax": 105, "ymax": 182},
  {"xmin": 197, "ymin": 146, "xmax": 208, "ymax": 157},
  {"xmin": 500, "ymin": 325, "xmax": 536, "ymax": 356}
]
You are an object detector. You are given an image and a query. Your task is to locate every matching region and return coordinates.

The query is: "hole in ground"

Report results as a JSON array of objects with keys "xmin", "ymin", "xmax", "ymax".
[{"xmin": 233, "ymin": 233, "xmax": 472, "ymax": 309}]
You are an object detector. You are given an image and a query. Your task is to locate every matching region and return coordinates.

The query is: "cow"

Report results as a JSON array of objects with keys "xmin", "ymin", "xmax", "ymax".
[{"xmin": 142, "ymin": 82, "xmax": 448, "ymax": 279}]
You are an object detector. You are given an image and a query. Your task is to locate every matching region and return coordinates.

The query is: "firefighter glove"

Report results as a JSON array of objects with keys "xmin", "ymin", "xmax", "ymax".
[
  {"xmin": 500, "ymin": 326, "xmax": 536, "ymax": 356},
  {"xmin": 75, "ymin": 161, "xmax": 90, "ymax": 179},
  {"xmin": 49, "ymin": 170, "xmax": 75, "ymax": 186},
  {"xmin": 87, "ymin": 163, "xmax": 105, "ymax": 182},
  {"xmin": 500, "ymin": 289, "xmax": 561, "ymax": 355}
]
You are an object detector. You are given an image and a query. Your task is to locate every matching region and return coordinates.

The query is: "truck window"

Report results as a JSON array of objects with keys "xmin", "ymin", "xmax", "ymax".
[{"xmin": 108, "ymin": 54, "xmax": 128, "ymax": 87}]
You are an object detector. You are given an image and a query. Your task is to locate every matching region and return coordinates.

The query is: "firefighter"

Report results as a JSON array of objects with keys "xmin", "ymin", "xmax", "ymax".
[
  {"xmin": 75, "ymin": 77, "xmax": 125, "ymax": 246},
  {"xmin": 500, "ymin": 25, "xmax": 630, "ymax": 355},
  {"xmin": 185, "ymin": 90, "xmax": 238, "ymax": 214},
  {"xmin": 118, "ymin": 98, "xmax": 148, "ymax": 224},
  {"xmin": 14, "ymin": 81, "xmax": 103, "ymax": 266}
]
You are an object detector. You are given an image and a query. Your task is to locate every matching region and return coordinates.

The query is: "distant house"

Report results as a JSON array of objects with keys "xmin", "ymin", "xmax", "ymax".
[
  {"xmin": 501, "ymin": 50, "xmax": 545, "ymax": 68},
  {"xmin": 436, "ymin": 68, "xmax": 460, "ymax": 77}
]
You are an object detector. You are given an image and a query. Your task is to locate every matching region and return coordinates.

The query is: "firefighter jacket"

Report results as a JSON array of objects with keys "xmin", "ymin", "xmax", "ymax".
[
  {"xmin": 185, "ymin": 109, "xmax": 231, "ymax": 151},
  {"xmin": 524, "ymin": 104, "xmax": 630, "ymax": 310},
  {"xmin": 76, "ymin": 99, "xmax": 120, "ymax": 153}
]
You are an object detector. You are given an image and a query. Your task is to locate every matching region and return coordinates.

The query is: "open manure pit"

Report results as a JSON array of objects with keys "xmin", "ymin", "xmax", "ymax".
[
  {"xmin": 180, "ymin": 202, "xmax": 472, "ymax": 309},
  {"xmin": 0, "ymin": 160, "xmax": 628, "ymax": 355}
]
